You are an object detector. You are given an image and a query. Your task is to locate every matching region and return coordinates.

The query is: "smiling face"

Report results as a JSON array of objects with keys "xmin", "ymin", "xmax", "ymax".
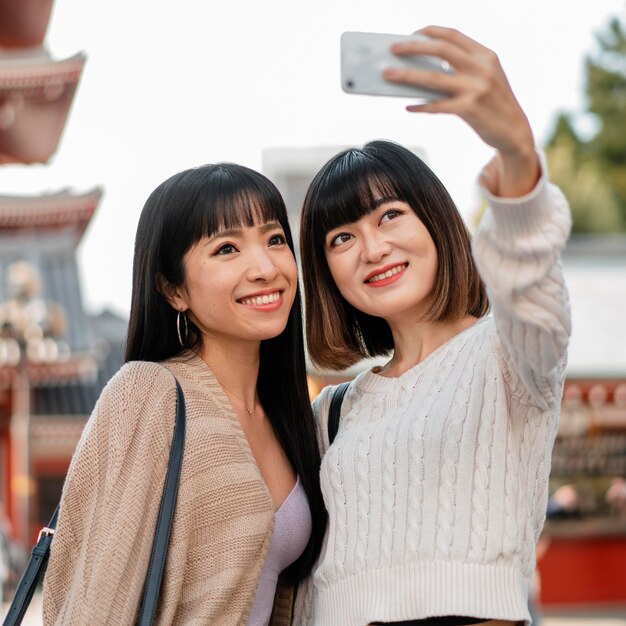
[
  {"xmin": 300, "ymin": 141, "xmax": 489, "ymax": 370},
  {"xmin": 325, "ymin": 197, "xmax": 438, "ymax": 324},
  {"xmin": 168, "ymin": 218, "xmax": 298, "ymax": 347}
]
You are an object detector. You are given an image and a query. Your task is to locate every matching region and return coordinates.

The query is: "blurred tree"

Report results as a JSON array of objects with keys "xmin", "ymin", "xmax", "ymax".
[{"xmin": 544, "ymin": 16, "xmax": 626, "ymax": 233}]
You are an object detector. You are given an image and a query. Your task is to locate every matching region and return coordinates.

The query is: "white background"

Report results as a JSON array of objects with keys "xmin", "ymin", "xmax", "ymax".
[{"xmin": 1, "ymin": 0, "xmax": 625, "ymax": 319}]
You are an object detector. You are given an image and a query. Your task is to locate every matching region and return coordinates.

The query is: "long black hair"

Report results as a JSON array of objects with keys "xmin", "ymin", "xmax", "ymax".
[{"xmin": 125, "ymin": 162, "xmax": 326, "ymax": 580}]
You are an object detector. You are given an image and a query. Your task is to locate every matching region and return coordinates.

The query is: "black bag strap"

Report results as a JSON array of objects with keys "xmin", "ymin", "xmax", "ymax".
[
  {"xmin": 327, "ymin": 382, "xmax": 350, "ymax": 445},
  {"xmin": 3, "ymin": 377, "xmax": 186, "ymax": 626},
  {"xmin": 137, "ymin": 377, "xmax": 186, "ymax": 625},
  {"xmin": 2, "ymin": 508, "xmax": 58, "ymax": 625}
]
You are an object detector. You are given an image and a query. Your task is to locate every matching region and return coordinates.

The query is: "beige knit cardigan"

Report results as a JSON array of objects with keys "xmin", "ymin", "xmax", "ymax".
[{"xmin": 42, "ymin": 351, "xmax": 294, "ymax": 625}]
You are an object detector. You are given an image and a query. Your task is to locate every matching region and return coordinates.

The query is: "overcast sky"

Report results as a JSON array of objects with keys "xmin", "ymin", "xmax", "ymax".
[{"xmin": 1, "ymin": 0, "xmax": 625, "ymax": 318}]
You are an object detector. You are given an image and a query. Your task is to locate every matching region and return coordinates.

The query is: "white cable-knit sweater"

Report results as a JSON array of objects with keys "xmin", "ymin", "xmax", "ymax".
[{"xmin": 294, "ymin": 169, "xmax": 572, "ymax": 625}]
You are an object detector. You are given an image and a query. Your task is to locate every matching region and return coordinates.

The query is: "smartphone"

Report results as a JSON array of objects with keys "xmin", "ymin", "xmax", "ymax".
[{"xmin": 340, "ymin": 31, "xmax": 453, "ymax": 100}]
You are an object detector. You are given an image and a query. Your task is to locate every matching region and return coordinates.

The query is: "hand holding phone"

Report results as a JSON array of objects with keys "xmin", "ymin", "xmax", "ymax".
[
  {"xmin": 340, "ymin": 26, "xmax": 539, "ymax": 197},
  {"xmin": 340, "ymin": 31, "xmax": 453, "ymax": 101}
]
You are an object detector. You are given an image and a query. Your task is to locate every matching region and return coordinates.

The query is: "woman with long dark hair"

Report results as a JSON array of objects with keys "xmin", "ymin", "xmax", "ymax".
[{"xmin": 43, "ymin": 163, "xmax": 326, "ymax": 625}]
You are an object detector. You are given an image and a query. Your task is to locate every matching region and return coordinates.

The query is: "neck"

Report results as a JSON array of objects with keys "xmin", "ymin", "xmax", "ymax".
[
  {"xmin": 197, "ymin": 336, "xmax": 261, "ymax": 412},
  {"xmin": 381, "ymin": 314, "xmax": 478, "ymax": 377}
]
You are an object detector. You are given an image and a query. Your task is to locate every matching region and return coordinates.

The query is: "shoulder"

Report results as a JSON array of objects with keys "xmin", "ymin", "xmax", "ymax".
[
  {"xmin": 311, "ymin": 383, "xmax": 341, "ymax": 453},
  {"xmin": 312, "ymin": 367, "xmax": 386, "ymax": 418},
  {"xmin": 473, "ymin": 315, "xmax": 497, "ymax": 341},
  {"xmin": 105, "ymin": 360, "xmax": 176, "ymax": 395},
  {"xmin": 311, "ymin": 381, "xmax": 354, "ymax": 421},
  {"xmin": 312, "ymin": 380, "xmax": 359, "ymax": 452},
  {"xmin": 90, "ymin": 361, "xmax": 178, "ymax": 441},
  {"xmin": 62, "ymin": 362, "xmax": 179, "ymax": 504},
  {"xmin": 311, "ymin": 384, "xmax": 335, "ymax": 419},
  {"xmin": 99, "ymin": 361, "xmax": 176, "ymax": 410}
]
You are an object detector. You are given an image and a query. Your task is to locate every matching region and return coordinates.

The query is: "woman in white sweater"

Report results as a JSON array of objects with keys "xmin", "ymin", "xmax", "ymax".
[{"xmin": 295, "ymin": 26, "xmax": 571, "ymax": 626}]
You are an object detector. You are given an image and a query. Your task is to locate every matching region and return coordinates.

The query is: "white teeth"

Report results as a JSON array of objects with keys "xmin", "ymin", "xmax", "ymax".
[
  {"xmin": 367, "ymin": 264, "xmax": 406, "ymax": 283},
  {"xmin": 240, "ymin": 292, "xmax": 280, "ymax": 306}
]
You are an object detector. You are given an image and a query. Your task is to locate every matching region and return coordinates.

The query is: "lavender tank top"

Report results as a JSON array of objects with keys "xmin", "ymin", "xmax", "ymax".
[{"xmin": 247, "ymin": 476, "xmax": 312, "ymax": 626}]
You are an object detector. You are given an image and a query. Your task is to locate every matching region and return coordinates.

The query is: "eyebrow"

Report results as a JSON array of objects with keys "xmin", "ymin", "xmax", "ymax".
[
  {"xmin": 210, "ymin": 221, "xmax": 283, "ymax": 240},
  {"xmin": 372, "ymin": 195, "xmax": 402, "ymax": 208}
]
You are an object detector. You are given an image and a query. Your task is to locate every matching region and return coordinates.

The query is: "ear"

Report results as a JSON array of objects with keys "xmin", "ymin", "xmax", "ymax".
[{"xmin": 156, "ymin": 273, "xmax": 188, "ymax": 312}]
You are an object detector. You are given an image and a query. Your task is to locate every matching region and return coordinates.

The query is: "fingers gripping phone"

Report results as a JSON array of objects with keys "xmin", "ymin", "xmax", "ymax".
[{"xmin": 340, "ymin": 31, "xmax": 453, "ymax": 100}]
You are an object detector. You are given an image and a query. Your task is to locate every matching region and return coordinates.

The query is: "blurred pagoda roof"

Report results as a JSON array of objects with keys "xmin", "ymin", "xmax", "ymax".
[
  {"xmin": 0, "ymin": 187, "xmax": 103, "ymax": 242},
  {"xmin": 0, "ymin": 49, "xmax": 86, "ymax": 164}
]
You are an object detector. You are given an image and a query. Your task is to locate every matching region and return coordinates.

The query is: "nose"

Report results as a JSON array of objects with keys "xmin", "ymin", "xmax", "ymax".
[
  {"xmin": 360, "ymin": 229, "xmax": 392, "ymax": 264},
  {"xmin": 246, "ymin": 247, "xmax": 280, "ymax": 282}
]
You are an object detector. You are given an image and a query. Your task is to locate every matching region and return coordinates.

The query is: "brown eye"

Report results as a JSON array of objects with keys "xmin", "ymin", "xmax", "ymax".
[
  {"xmin": 380, "ymin": 209, "xmax": 402, "ymax": 224},
  {"xmin": 214, "ymin": 243, "xmax": 238, "ymax": 255},
  {"xmin": 329, "ymin": 233, "xmax": 352, "ymax": 248},
  {"xmin": 268, "ymin": 233, "xmax": 287, "ymax": 246}
]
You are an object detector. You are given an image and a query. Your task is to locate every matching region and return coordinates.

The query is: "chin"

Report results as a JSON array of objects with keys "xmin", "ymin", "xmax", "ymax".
[{"xmin": 253, "ymin": 322, "xmax": 290, "ymax": 342}]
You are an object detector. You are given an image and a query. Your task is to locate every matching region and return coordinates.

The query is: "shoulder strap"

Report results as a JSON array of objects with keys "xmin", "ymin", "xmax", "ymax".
[
  {"xmin": 327, "ymin": 382, "xmax": 350, "ymax": 446},
  {"xmin": 137, "ymin": 377, "xmax": 186, "ymax": 625},
  {"xmin": 2, "ymin": 376, "xmax": 186, "ymax": 626},
  {"xmin": 2, "ymin": 508, "xmax": 58, "ymax": 625}
]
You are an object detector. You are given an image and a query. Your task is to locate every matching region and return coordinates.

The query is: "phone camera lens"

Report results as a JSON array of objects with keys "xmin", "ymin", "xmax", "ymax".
[{"xmin": 346, "ymin": 80, "xmax": 354, "ymax": 89}]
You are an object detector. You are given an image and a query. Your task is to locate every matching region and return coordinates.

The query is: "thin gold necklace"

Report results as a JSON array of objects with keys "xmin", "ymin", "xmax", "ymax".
[{"xmin": 216, "ymin": 378, "xmax": 256, "ymax": 416}]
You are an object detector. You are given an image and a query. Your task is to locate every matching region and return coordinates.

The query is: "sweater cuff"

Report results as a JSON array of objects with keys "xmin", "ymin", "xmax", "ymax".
[{"xmin": 478, "ymin": 151, "xmax": 555, "ymax": 242}]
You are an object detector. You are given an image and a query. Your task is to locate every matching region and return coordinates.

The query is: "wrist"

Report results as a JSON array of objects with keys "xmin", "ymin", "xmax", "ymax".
[{"xmin": 497, "ymin": 144, "xmax": 540, "ymax": 198}]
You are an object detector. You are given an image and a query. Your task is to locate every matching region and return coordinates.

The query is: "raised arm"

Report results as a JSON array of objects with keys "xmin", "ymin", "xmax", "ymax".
[{"xmin": 473, "ymin": 162, "xmax": 572, "ymax": 409}]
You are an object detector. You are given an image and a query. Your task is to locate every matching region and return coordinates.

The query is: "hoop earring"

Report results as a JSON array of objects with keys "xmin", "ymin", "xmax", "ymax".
[{"xmin": 176, "ymin": 310, "xmax": 189, "ymax": 348}]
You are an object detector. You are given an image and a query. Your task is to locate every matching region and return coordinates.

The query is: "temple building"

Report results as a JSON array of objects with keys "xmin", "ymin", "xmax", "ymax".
[{"xmin": 0, "ymin": 0, "xmax": 126, "ymax": 557}]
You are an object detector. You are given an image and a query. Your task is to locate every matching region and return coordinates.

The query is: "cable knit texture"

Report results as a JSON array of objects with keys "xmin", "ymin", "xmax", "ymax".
[
  {"xmin": 293, "ymin": 165, "xmax": 572, "ymax": 626},
  {"xmin": 42, "ymin": 351, "xmax": 293, "ymax": 626}
]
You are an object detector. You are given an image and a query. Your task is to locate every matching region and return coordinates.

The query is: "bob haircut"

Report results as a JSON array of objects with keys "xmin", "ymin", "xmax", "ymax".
[
  {"xmin": 300, "ymin": 140, "xmax": 489, "ymax": 371},
  {"xmin": 125, "ymin": 162, "xmax": 325, "ymax": 581}
]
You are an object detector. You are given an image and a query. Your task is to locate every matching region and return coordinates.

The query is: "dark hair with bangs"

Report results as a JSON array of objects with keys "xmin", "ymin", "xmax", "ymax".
[
  {"xmin": 300, "ymin": 140, "xmax": 489, "ymax": 371},
  {"xmin": 125, "ymin": 162, "xmax": 326, "ymax": 581}
]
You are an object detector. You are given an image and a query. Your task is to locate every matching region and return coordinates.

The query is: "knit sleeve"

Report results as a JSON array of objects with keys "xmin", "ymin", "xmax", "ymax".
[
  {"xmin": 42, "ymin": 362, "xmax": 178, "ymax": 626},
  {"xmin": 472, "ymin": 154, "xmax": 572, "ymax": 410}
]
